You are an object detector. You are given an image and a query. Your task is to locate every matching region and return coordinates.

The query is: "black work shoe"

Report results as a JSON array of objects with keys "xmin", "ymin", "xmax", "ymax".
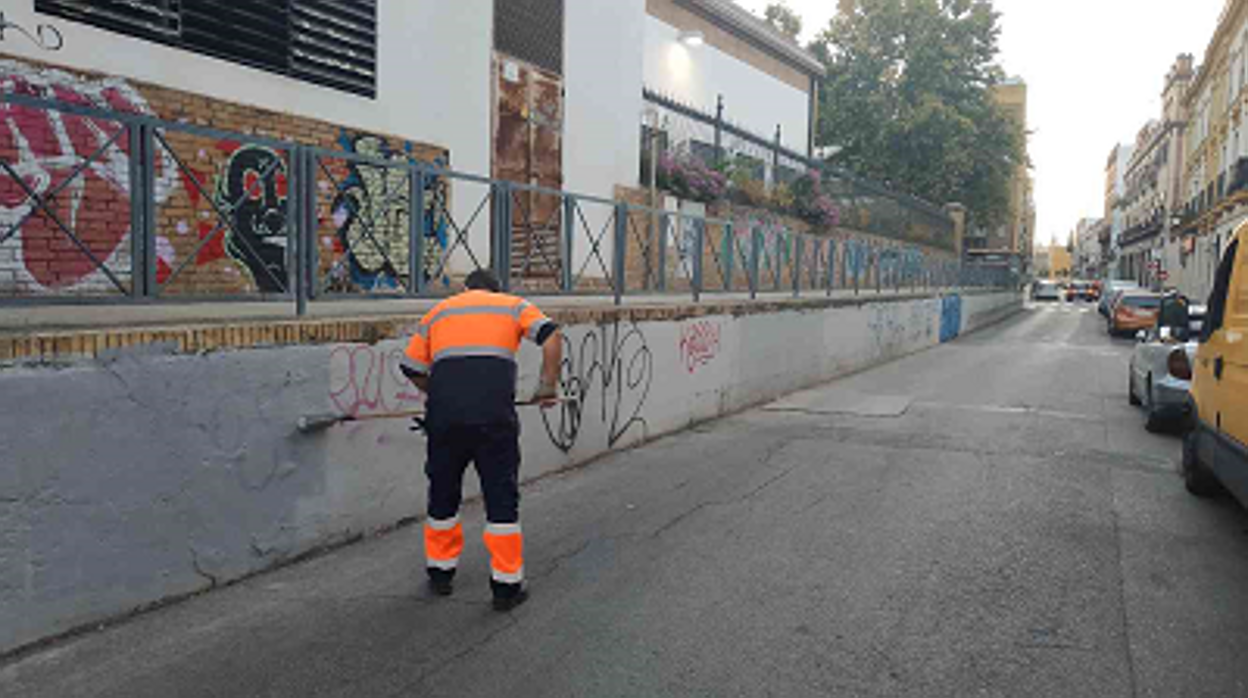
[
  {"xmin": 492, "ymin": 588, "xmax": 529, "ymax": 612},
  {"xmin": 427, "ymin": 568, "xmax": 454, "ymax": 597}
]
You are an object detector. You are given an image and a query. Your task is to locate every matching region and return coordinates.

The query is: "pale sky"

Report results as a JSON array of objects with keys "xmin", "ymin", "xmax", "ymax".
[{"xmin": 737, "ymin": 0, "xmax": 1228, "ymax": 246}]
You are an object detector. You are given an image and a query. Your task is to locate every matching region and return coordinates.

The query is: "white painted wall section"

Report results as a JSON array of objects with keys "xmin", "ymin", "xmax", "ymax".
[
  {"xmin": 642, "ymin": 16, "xmax": 809, "ymax": 153},
  {"xmin": 563, "ymin": 0, "xmax": 646, "ymax": 272}
]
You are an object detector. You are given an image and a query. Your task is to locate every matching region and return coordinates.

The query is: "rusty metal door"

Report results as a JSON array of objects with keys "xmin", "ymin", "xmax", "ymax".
[{"xmin": 493, "ymin": 53, "xmax": 563, "ymax": 285}]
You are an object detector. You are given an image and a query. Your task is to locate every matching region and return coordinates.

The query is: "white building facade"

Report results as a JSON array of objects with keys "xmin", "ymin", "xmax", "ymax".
[{"xmin": 0, "ymin": 0, "xmax": 822, "ymax": 296}]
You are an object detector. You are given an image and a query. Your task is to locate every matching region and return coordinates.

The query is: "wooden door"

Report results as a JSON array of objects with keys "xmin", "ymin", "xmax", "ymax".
[{"xmin": 493, "ymin": 53, "xmax": 563, "ymax": 285}]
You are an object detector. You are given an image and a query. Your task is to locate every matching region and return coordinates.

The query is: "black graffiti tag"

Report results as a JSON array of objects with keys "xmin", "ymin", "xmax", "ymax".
[{"xmin": 541, "ymin": 322, "xmax": 653, "ymax": 453}]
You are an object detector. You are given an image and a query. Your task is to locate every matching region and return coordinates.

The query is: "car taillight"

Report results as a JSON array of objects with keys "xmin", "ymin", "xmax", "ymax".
[{"xmin": 1168, "ymin": 348, "xmax": 1193, "ymax": 381}]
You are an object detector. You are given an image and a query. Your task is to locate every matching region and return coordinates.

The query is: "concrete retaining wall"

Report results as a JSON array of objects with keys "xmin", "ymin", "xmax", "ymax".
[{"xmin": 0, "ymin": 291, "xmax": 1022, "ymax": 653}]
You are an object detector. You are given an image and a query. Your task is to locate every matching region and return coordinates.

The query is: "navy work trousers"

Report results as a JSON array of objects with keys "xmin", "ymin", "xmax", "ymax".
[{"xmin": 425, "ymin": 422, "xmax": 521, "ymax": 524}]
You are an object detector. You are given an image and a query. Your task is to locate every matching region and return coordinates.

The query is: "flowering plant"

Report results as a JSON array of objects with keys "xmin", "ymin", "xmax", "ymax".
[
  {"xmin": 657, "ymin": 152, "xmax": 728, "ymax": 203},
  {"xmin": 791, "ymin": 171, "xmax": 841, "ymax": 229}
]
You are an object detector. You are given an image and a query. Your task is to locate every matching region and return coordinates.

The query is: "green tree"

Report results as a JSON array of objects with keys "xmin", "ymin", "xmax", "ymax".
[
  {"xmin": 764, "ymin": 3, "xmax": 803, "ymax": 40},
  {"xmin": 812, "ymin": 0, "xmax": 1025, "ymax": 228}
]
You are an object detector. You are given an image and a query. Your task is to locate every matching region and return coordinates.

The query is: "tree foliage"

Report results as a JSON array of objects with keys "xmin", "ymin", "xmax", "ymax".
[
  {"xmin": 811, "ymin": 0, "xmax": 1025, "ymax": 228},
  {"xmin": 764, "ymin": 3, "xmax": 803, "ymax": 40}
]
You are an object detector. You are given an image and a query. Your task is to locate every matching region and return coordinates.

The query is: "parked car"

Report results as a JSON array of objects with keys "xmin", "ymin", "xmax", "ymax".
[
  {"xmin": 1032, "ymin": 280, "xmax": 1062, "ymax": 302},
  {"xmin": 1108, "ymin": 291, "xmax": 1161, "ymax": 336},
  {"xmin": 1099, "ymin": 280, "xmax": 1140, "ymax": 316},
  {"xmin": 1129, "ymin": 295, "xmax": 1200, "ymax": 432},
  {"xmin": 1088, "ymin": 281, "xmax": 1103, "ymax": 302},
  {"xmin": 1182, "ymin": 223, "xmax": 1248, "ymax": 506},
  {"xmin": 1066, "ymin": 280, "xmax": 1097, "ymax": 302}
]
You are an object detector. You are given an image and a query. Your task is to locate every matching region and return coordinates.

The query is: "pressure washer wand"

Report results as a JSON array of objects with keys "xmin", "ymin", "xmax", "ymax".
[{"xmin": 296, "ymin": 398, "xmax": 570, "ymax": 435}]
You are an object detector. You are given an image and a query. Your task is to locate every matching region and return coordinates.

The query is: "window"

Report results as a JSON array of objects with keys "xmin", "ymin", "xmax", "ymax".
[
  {"xmin": 35, "ymin": 0, "xmax": 378, "ymax": 97},
  {"xmin": 494, "ymin": 0, "xmax": 564, "ymax": 75},
  {"xmin": 1204, "ymin": 240, "xmax": 1238, "ymax": 340}
]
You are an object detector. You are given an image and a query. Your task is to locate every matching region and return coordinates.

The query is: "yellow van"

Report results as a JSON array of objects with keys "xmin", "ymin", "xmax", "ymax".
[{"xmin": 1183, "ymin": 223, "xmax": 1248, "ymax": 504}]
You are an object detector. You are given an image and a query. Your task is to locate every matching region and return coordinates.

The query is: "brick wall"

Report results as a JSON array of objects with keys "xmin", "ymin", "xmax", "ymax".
[{"xmin": 0, "ymin": 55, "xmax": 450, "ymax": 299}]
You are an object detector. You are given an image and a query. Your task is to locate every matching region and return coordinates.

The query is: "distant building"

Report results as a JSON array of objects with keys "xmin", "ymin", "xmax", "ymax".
[
  {"xmin": 1119, "ymin": 55, "xmax": 1195, "ymax": 291},
  {"xmin": 967, "ymin": 78, "xmax": 1034, "ymax": 272},
  {"xmin": 1103, "ymin": 143, "xmax": 1136, "ymax": 279},
  {"xmin": 1177, "ymin": 0, "xmax": 1248, "ymax": 301},
  {"xmin": 1073, "ymin": 217, "xmax": 1103, "ymax": 279}
]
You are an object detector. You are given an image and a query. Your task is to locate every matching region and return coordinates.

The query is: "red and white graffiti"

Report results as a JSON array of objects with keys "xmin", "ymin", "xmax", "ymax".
[
  {"xmin": 329, "ymin": 344, "xmax": 425, "ymax": 418},
  {"xmin": 679, "ymin": 320, "xmax": 722, "ymax": 374},
  {"xmin": 0, "ymin": 60, "xmax": 177, "ymax": 291}
]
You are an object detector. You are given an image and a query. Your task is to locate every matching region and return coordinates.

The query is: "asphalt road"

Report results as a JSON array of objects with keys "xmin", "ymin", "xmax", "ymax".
[{"xmin": 4, "ymin": 301, "xmax": 1248, "ymax": 698}]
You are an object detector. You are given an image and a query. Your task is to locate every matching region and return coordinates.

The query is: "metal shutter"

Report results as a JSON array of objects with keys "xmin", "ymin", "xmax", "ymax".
[{"xmin": 494, "ymin": 0, "xmax": 564, "ymax": 75}]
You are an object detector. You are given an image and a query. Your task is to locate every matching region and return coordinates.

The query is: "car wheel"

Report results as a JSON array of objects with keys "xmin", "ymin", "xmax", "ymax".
[
  {"xmin": 1182, "ymin": 429, "xmax": 1222, "ymax": 498},
  {"xmin": 1128, "ymin": 370, "xmax": 1141, "ymax": 406},
  {"xmin": 1143, "ymin": 377, "xmax": 1164, "ymax": 432}
]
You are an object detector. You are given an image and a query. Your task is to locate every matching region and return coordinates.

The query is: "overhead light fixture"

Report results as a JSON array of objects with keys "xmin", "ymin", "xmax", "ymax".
[{"xmin": 678, "ymin": 30, "xmax": 705, "ymax": 47}]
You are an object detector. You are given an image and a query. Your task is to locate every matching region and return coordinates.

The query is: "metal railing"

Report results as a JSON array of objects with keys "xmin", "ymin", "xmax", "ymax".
[
  {"xmin": 0, "ymin": 93, "xmax": 1017, "ymax": 314},
  {"xmin": 641, "ymin": 89, "xmax": 957, "ymax": 252}
]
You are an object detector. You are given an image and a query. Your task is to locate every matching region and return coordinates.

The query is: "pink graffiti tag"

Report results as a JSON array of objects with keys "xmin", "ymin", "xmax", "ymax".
[
  {"xmin": 679, "ymin": 320, "xmax": 722, "ymax": 374},
  {"xmin": 329, "ymin": 345, "xmax": 425, "ymax": 418}
]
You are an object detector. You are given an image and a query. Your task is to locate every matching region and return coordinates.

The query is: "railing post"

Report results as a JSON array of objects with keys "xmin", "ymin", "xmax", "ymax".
[
  {"xmin": 874, "ymin": 248, "xmax": 882, "ymax": 294},
  {"xmin": 127, "ymin": 123, "xmax": 146, "ymax": 299},
  {"xmin": 657, "ymin": 211, "xmax": 668, "ymax": 292},
  {"xmin": 410, "ymin": 164, "xmax": 426, "ymax": 297},
  {"xmin": 826, "ymin": 239, "xmax": 835, "ymax": 296},
  {"xmin": 723, "ymin": 221, "xmax": 734, "ymax": 292},
  {"xmin": 561, "ymin": 195, "xmax": 575, "ymax": 293},
  {"xmin": 613, "ymin": 202, "xmax": 628, "ymax": 306},
  {"xmin": 895, "ymin": 251, "xmax": 902, "ymax": 294},
  {"xmin": 768, "ymin": 232, "xmax": 778, "ymax": 292},
  {"xmin": 692, "ymin": 218, "xmax": 704, "ymax": 302},
  {"xmin": 292, "ymin": 147, "xmax": 307, "ymax": 317},
  {"xmin": 492, "ymin": 181, "xmax": 513, "ymax": 291},
  {"xmin": 749, "ymin": 226, "xmax": 761, "ymax": 300},
  {"xmin": 792, "ymin": 235, "xmax": 803, "ymax": 298},
  {"xmin": 714, "ymin": 95, "xmax": 724, "ymax": 169},
  {"xmin": 305, "ymin": 149, "xmax": 321, "ymax": 302},
  {"xmin": 140, "ymin": 123, "xmax": 157, "ymax": 298}
]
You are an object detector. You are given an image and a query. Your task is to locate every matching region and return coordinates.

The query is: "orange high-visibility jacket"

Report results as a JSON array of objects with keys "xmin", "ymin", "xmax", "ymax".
[{"xmin": 403, "ymin": 290, "xmax": 554, "ymax": 374}]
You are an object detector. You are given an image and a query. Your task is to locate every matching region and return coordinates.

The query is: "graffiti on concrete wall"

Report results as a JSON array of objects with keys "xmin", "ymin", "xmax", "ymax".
[
  {"xmin": 0, "ymin": 59, "xmax": 178, "ymax": 292},
  {"xmin": 940, "ymin": 294, "xmax": 963, "ymax": 343},
  {"xmin": 541, "ymin": 321, "xmax": 653, "ymax": 453},
  {"xmin": 329, "ymin": 344, "xmax": 426, "ymax": 418},
  {"xmin": 679, "ymin": 319, "xmax": 722, "ymax": 374},
  {"xmin": 866, "ymin": 299, "xmax": 936, "ymax": 354}
]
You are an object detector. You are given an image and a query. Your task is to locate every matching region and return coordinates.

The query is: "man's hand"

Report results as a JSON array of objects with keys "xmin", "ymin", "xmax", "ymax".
[{"xmin": 532, "ymin": 381, "xmax": 561, "ymax": 409}]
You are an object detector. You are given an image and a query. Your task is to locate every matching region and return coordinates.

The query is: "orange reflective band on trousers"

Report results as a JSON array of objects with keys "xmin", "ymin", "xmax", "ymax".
[
  {"xmin": 482, "ymin": 523, "xmax": 524, "ymax": 584},
  {"xmin": 424, "ymin": 516, "xmax": 464, "ymax": 571}
]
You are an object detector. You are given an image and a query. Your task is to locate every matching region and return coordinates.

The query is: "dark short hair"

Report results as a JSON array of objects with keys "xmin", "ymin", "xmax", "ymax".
[{"xmin": 465, "ymin": 268, "xmax": 502, "ymax": 292}]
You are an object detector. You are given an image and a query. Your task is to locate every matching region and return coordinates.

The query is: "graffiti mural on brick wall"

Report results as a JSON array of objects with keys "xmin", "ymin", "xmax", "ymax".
[
  {"xmin": 0, "ymin": 59, "xmax": 178, "ymax": 293},
  {"xmin": 328, "ymin": 134, "xmax": 449, "ymax": 292},
  {"xmin": 218, "ymin": 145, "xmax": 289, "ymax": 293},
  {"xmin": 679, "ymin": 319, "xmax": 722, "ymax": 374},
  {"xmin": 541, "ymin": 321, "xmax": 653, "ymax": 453}
]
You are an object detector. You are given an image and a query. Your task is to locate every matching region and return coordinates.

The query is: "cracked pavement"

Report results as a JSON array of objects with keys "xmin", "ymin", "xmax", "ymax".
[{"xmin": 4, "ymin": 302, "xmax": 1248, "ymax": 697}]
